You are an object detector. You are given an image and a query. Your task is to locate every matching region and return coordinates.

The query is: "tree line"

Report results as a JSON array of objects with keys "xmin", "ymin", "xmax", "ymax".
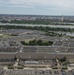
[
  {"xmin": 0, "ymin": 25, "xmax": 73, "ymax": 32},
  {"xmin": 1, "ymin": 19, "xmax": 74, "ymax": 25}
]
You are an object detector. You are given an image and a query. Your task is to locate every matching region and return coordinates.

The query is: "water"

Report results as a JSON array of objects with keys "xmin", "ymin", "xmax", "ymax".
[{"xmin": 0, "ymin": 23, "xmax": 74, "ymax": 29}]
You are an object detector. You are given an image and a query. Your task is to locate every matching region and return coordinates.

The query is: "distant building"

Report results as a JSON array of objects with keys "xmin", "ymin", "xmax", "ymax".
[{"xmin": 61, "ymin": 14, "xmax": 64, "ymax": 22}]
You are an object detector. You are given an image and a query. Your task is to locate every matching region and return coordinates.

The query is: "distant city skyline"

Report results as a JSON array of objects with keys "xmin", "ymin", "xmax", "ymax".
[{"xmin": 0, "ymin": 0, "xmax": 74, "ymax": 15}]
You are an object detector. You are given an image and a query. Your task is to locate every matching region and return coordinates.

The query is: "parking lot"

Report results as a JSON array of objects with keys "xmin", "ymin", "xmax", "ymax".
[{"xmin": 4, "ymin": 69, "xmax": 74, "ymax": 75}]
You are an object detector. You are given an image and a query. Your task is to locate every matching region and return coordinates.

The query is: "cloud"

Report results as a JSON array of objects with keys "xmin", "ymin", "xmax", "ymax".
[{"xmin": 0, "ymin": 0, "xmax": 74, "ymax": 9}]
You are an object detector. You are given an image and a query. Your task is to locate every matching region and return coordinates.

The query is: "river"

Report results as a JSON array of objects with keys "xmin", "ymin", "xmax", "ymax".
[{"xmin": 0, "ymin": 23, "xmax": 74, "ymax": 29}]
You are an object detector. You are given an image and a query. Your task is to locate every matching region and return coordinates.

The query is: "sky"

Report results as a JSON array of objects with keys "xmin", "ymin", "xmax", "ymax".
[{"xmin": 0, "ymin": 0, "xmax": 74, "ymax": 15}]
